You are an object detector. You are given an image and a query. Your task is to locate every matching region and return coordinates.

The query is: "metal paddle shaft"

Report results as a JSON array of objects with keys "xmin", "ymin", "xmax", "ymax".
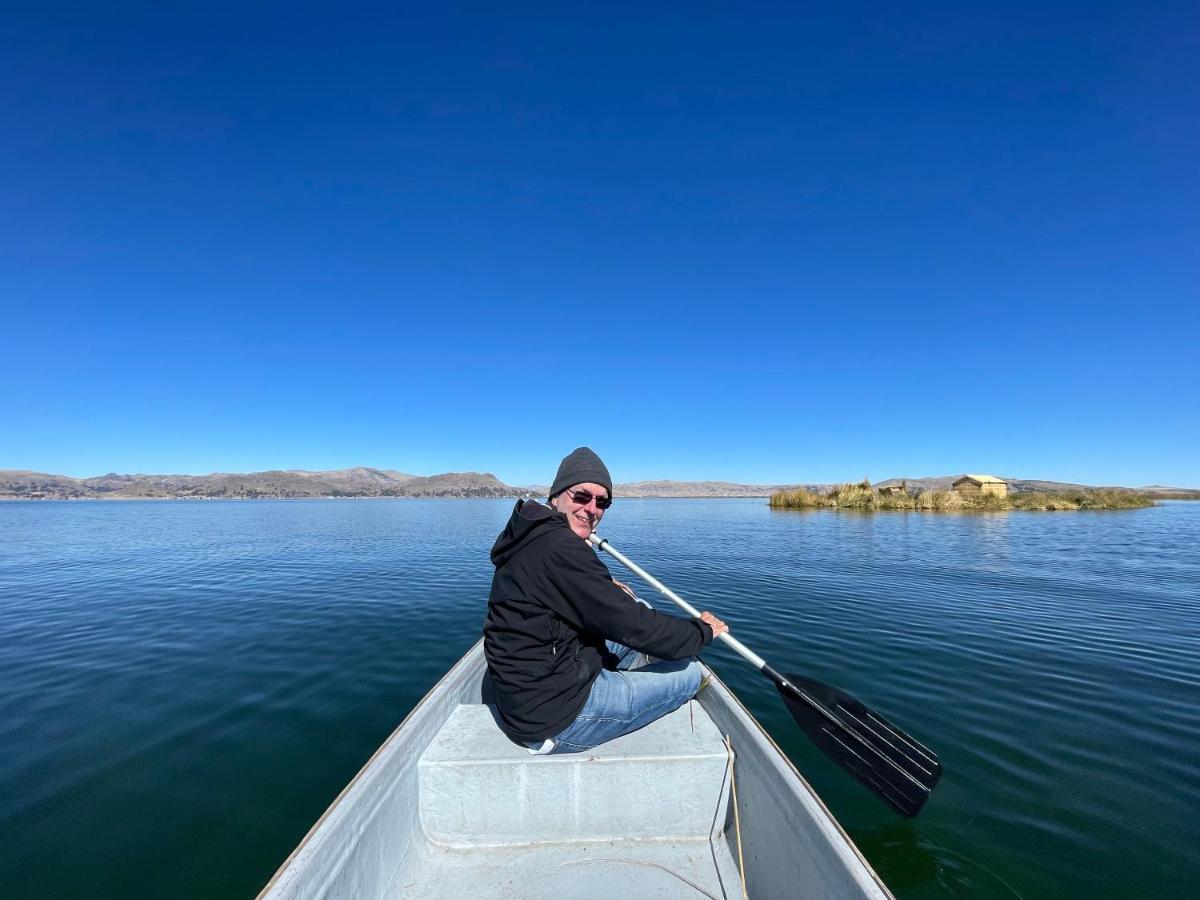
[
  {"xmin": 588, "ymin": 532, "xmax": 943, "ymax": 819},
  {"xmin": 587, "ymin": 533, "xmax": 767, "ymax": 667}
]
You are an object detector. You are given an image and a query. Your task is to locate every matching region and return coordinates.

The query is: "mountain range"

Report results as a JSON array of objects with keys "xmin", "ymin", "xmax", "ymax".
[{"xmin": 2, "ymin": 469, "xmax": 1196, "ymax": 500}]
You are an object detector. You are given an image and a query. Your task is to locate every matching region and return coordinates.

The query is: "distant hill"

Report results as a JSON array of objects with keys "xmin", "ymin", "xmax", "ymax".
[
  {"xmin": 288, "ymin": 467, "xmax": 417, "ymax": 483},
  {"xmin": 395, "ymin": 472, "xmax": 516, "ymax": 498},
  {"xmin": 0, "ymin": 468, "xmax": 515, "ymax": 500},
  {"xmin": 2, "ymin": 469, "xmax": 1195, "ymax": 500},
  {"xmin": 1134, "ymin": 485, "xmax": 1200, "ymax": 499},
  {"xmin": 612, "ymin": 480, "xmax": 821, "ymax": 498}
]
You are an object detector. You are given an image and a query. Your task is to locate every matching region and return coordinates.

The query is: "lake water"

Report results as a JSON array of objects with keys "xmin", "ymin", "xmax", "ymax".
[{"xmin": 1, "ymin": 499, "xmax": 1197, "ymax": 898}]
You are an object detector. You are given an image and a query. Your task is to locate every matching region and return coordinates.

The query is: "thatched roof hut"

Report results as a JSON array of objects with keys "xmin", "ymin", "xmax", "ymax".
[{"xmin": 952, "ymin": 474, "xmax": 1008, "ymax": 497}]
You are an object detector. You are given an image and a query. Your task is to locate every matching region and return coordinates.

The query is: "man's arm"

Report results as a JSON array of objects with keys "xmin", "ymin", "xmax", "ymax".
[{"xmin": 543, "ymin": 538, "xmax": 714, "ymax": 660}]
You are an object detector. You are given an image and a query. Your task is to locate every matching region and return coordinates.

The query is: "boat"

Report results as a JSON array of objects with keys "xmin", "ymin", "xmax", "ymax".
[{"xmin": 258, "ymin": 640, "xmax": 893, "ymax": 899}]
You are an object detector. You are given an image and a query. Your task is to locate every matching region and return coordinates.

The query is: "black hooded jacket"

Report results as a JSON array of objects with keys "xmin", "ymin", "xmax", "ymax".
[{"xmin": 484, "ymin": 499, "xmax": 713, "ymax": 742}]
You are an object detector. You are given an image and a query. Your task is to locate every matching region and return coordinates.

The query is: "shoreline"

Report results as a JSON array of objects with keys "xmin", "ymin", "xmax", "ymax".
[{"xmin": 0, "ymin": 494, "xmax": 777, "ymax": 502}]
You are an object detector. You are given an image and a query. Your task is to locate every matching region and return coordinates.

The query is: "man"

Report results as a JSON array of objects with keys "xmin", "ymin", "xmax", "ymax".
[{"xmin": 484, "ymin": 447, "xmax": 728, "ymax": 754}]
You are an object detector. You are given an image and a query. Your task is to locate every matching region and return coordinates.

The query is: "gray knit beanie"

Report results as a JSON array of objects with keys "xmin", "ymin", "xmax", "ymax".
[{"xmin": 548, "ymin": 447, "xmax": 612, "ymax": 500}]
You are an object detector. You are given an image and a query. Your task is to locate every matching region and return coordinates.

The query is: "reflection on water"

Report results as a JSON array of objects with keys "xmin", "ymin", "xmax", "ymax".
[
  {"xmin": 1, "ymin": 499, "xmax": 1198, "ymax": 899},
  {"xmin": 859, "ymin": 820, "xmax": 1026, "ymax": 898}
]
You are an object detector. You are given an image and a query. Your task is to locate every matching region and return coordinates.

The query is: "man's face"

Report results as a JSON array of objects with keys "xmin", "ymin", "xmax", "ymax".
[{"xmin": 551, "ymin": 482, "xmax": 609, "ymax": 539}]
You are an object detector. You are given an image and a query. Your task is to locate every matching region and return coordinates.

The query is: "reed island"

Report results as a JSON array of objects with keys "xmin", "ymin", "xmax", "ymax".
[{"xmin": 769, "ymin": 479, "xmax": 1155, "ymax": 511}]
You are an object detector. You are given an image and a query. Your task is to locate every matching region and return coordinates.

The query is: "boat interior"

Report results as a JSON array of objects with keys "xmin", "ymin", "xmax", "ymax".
[
  {"xmin": 260, "ymin": 643, "xmax": 890, "ymax": 899},
  {"xmin": 410, "ymin": 696, "xmax": 742, "ymax": 898}
]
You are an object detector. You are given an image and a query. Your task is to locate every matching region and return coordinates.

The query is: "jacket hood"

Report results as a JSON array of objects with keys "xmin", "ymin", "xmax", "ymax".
[{"xmin": 490, "ymin": 499, "xmax": 571, "ymax": 567}]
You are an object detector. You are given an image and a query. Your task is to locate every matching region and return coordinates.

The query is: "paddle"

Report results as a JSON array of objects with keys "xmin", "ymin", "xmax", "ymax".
[{"xmin": 588, "ymin": 532, "xmax": 943, "ymax": 819}]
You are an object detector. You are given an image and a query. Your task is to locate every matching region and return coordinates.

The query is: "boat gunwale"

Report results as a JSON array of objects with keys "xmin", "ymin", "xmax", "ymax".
[
  {"xmin": 255, "ymin": 642, "xmax": 482, "ymax": 898},
  {"xmin": 698, "ymin": 664, "xmax": 894, "ymax": 899}
]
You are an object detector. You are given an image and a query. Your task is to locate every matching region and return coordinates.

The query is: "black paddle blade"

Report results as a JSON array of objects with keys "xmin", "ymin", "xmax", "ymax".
[{"xmin": 778, "ymin": 674, "xmax": 943, "ymax": 818}]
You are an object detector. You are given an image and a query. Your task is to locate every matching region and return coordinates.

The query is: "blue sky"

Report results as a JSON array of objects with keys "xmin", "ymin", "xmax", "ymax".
[{"xmin": 2, "ymin": 3, "xmax": 1196, "ymax": 486}]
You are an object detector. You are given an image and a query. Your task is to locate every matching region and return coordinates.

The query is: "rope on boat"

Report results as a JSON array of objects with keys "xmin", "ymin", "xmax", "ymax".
[
  {"xmin": 556, "ymin": 858, "xmax": 721, "ymax": 899},
  {"xmin": 725, "ymin": 735, "xmax": 748, "ymax": 900}
]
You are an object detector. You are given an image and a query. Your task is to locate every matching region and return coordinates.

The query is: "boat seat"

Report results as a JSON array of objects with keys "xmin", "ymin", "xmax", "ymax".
[{"xmin": 418, "ymin": 701, "xmax": 730, "ymax": 847}]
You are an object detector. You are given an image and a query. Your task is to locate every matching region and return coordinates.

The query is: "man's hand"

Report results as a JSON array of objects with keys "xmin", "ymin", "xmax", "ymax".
[
  {"xmin": 612, "ymin": 578, "xmax": 637, "ymax": 599},
  {"xmin": 699, "ymin": 611, "xmax": 728, "ymax": 639}
]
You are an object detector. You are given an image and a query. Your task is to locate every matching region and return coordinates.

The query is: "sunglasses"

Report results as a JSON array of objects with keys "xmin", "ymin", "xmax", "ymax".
[{"xmin": 563, "ymin": 488, "xmax": 612, "ymax": 510}]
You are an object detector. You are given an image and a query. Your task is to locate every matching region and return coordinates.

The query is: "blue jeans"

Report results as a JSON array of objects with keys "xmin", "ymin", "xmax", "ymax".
[{"xmin": 536, "ymin": 641, "xmax": 703, "ymax": 754}]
